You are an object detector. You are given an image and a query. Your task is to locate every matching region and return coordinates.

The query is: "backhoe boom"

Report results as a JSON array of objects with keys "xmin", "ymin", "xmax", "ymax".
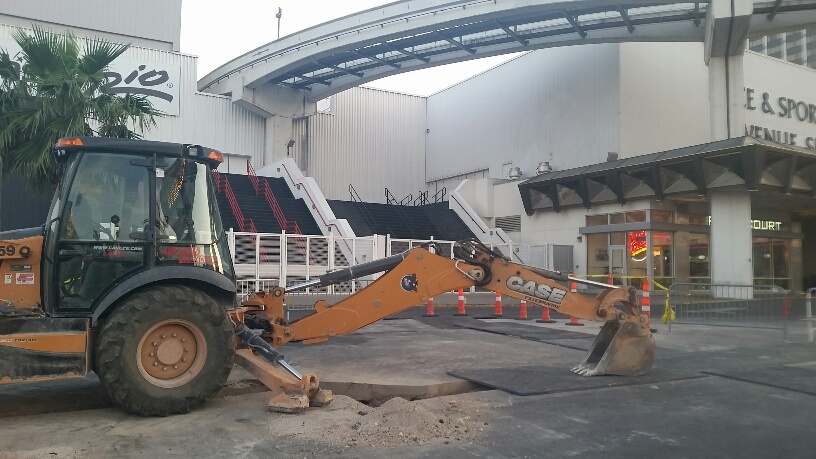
[{"xmin": 231, "ymin": 240, "xmax": 656, "ymax": 413}]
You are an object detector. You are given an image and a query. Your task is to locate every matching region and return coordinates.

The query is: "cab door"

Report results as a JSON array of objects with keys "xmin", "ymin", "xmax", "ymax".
[{"xmin": 53, "ymin": 152, "xmax": 150, "ymax": 313}]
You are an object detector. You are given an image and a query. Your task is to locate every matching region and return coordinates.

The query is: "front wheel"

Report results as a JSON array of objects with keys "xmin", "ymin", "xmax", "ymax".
[{"xmin": 95, "ymin": 285, "xmax": 235, "ymax": 416}]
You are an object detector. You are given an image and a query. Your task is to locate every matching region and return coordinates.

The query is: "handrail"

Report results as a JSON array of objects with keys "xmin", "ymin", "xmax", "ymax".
[
  {"xmin": 413, "ymin": 191, "xmax": 428, "ymax": 206},
  {"xmin": 262, "ymin": 180, "xmax": 289, "ymax": 231},
  {"xmin": 432, "ymin": 187, "xmax": 446, "ymax": 203},
  {"xmin": 223, "ymin": 176, "xmax": 245, "ymax": 232},
  {"xmin": 278, "ymin": 161, "xmax": 346, "ymax": 236},
  {"xmin": 247, "ymin": 159, "xmax": 260, "ymax": 195},
  {"xmin": 211, "ymin": 169, "xmax": 222, "ymax": 192},
  {"xmin": 385, "ymin": 187, "xmax": 397, "ymax": 205},
  {"xmin": 349, "ymin": 184, "xmax": 362, "ymax": 202}
]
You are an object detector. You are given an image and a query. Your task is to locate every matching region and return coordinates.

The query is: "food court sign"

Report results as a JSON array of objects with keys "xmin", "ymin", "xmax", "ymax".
[{"xmin": 0, "ymin": 37, "xmax": 180, "ymax": 116}]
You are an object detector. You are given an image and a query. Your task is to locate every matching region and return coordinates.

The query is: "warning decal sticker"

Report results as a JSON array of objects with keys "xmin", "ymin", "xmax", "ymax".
[{"xmin": 15, "ymin": 273, "xmax": 34, "ymax": 285}]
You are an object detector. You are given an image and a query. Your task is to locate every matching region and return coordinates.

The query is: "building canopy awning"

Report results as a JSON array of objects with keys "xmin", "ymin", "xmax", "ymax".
[{"xmin": 518, "ymin": 137, "xmax": 816, "ymax": 215}]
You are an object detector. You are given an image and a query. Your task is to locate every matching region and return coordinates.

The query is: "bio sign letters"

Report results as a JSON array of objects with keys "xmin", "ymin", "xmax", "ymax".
[{"xmin": 0, "ymin": 37, "xmax": 180, "ymax": 116}]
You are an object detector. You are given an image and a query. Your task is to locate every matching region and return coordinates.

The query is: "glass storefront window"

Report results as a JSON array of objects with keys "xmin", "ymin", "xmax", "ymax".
[
  {"xmin": 753, "ymin": 238, "xmax": 791, "ymax": 289},
  {"xmin": 689, "ymin": 214, "xmax": 709, "ymax": 225},
  {"xmin": 586, "ymin": 215, "xmax": 608, "ymax": 226},
  {"xmin": 610, "ymin": 232, "xmax": 625, "ymax": 245},
  {"xmin": 650, "ymin": 210, "xmax": 673, "ymax": 223},
  {"xmin": 626, "ymin": 231, "xmax": 647, "ymax": 285},
  {"xmin": 626, "ymin": 211, "xmax": 646, "ymax": 223},
  {"xmin": 652, "ymin": 232, "xmax": 673, "ymax": 287},
  {"xmin": 587, "ymin": 234, "xmax": 609, "ymax": 281},
  {"xmin": 689, "ymin": 233, "xmax": 710, "ymax": 283},
  {"xmin": 609, "ymin": 213, "xmax": 625, "ymax": 224}
]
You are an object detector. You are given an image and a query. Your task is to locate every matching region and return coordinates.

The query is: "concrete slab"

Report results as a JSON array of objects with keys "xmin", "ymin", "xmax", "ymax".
[{"xmin": 702, "ymin": 365, "xmax": 816, "ymax": 396}]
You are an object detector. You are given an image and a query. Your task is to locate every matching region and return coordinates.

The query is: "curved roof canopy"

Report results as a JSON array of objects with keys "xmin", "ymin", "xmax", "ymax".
[{"xmin": 200, "ymin": 0, "xmax": 816, "ymax": 101}]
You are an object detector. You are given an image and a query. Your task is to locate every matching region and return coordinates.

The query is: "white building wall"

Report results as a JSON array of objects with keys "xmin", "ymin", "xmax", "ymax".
[
  {"xmin": 0, "ymin": 0, "xmax": 181, "ymax": 51},
  {"xmin": 292, "ymin": 87, "xmax": 427, "ymax": 202},
  {"xmin": 619, "ymin": 42, "xmax": 711, "ymax": 157},
  {"xmin": 426, "ymin": 44, "xmax": 622, "ymax": 185}
]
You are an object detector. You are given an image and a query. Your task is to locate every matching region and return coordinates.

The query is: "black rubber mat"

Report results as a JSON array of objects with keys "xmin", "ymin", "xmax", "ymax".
[
  {"xmin": 448, "ymin": 364, "xmax": 703, "ymax": 396},
  {"xmin": 702, "ymin": 365, "xmax": 816, "ymax": 396},
  {"xmin": 454, "ymin": 321, "xmax": 595, "ymax": 351}
]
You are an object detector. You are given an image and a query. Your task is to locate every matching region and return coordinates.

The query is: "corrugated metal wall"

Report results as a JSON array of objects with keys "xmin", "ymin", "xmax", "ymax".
[
  {"xmin": 426, "ymin": 44, "xmax": 622, "ymax": 185},
  {"xmin": 0, "ymin": 0, "xmax": 180, "ymax": 50},
  {"xmin": 619, "ymin": 42, "xmax": 711, "ymax": 157},
  {"xmin": 292, "ymin": 87, "xmax": 427, "ymax": 202},
  {"xmin": 0, "ymin": 24, "xmax": 266, "ymax": 167}
]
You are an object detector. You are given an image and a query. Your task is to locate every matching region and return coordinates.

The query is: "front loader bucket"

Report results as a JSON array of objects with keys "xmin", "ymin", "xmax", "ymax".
[{"xmin": 572, "ymin": 322, "xmax": 655, "ymax": 376}]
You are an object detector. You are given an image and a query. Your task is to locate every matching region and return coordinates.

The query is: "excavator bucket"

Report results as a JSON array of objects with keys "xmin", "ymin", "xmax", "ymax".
[{"xmin": 572, "ymin": 321, "xmax": 655, "ymax": 376}]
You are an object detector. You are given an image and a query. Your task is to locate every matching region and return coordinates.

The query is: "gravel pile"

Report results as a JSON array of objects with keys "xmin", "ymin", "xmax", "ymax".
[{"xmin": 270, "ymin": 394, "xmax": 491, "ymax": 452}]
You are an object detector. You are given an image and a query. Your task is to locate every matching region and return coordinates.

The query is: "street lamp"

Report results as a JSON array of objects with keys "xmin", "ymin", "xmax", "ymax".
[{"xmin": 276, "ymin": 8, "xmax": 282, "ymax": 39}]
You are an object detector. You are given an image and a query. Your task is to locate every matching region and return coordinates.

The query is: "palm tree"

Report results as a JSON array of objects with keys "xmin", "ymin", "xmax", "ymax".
[{"xmin": 0, "ymin": 25, "xmax": 161, "ymax": 191}]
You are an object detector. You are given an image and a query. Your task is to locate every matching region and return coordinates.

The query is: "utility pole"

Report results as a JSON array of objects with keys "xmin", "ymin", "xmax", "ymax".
[{"xmin": 276, "ymin": 7, "xmax": 282, "ymax": 39}]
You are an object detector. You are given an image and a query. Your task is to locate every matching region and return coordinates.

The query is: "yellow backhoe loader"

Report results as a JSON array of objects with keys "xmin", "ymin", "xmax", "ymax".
[{"xmin": 0, "ymin": 137, "xmax": 655, "ymax": 415}]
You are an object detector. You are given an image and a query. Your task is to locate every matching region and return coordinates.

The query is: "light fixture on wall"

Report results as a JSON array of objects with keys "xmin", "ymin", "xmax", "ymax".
[
  {"xmin": 286, "ymin": 139, "xmax": 295, "ymax": 156},
  {"xmin": 576, "ymin": 235, "xmax": 583, "ymax": 243}
]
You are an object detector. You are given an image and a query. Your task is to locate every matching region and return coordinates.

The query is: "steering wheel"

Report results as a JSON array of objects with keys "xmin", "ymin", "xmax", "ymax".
[{"xmin": 71, "ymin": 213, "xmax": 112, "ymax": 240}]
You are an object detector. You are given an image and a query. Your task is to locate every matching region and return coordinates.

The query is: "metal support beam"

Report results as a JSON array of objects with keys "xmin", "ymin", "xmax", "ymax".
[
  {"xmin": 563, "ymin": 11, "xmax": 587, "ymax": 39},
  {"xmin": 352, "ymin": 50, "xmax": 401, "ymax": 69},
  {"xmin": 495, "ymin": 20, "xmax": 528, "ymax": 46},
  {"xmin": 690, "ymin": 158, "xmax": 708, "ymax": 197},
  {"xmin": 385, "ymin": 43, "xmax": 430, "ymax": 63},
  {"xmin": 606, "ymin": 172, "xmax": 626, "ymax": 205},
  {"xmin": 278, "ymin": 80, "xmax": 311, "ymax": 91},
  {"xmin": 618, "ymin": 7, "xmax": 635, "ymax": 33},
  {"xmin": 577, "ymin": 178, "xmax": 591, "ymax": 209},
  {"xmin": 545, "ymin": 184, "xmax": 562, "ymax": 213},
  {"xmin": 289, "ymin": 73, "xmax": 331, "ymax": 86},
  {"xmin": 648, "ymin": 164, "xmax": 665, "ymax": 202},
  {"xmin": 317, "ymin": 61, "xmax": 363, "ymax": 78},
  {"xmin": 784, "ymin": 155, "xmax": 798, "ymax": 195},
  {"xmin": 768, "ymin": 0, "xmax": 783, "ymax": 20},
  {"xmin": 436, "ymin": 32, "xmax": 476, "ymax": 54},
  {"xmin": 742, "ymin": 146, "xmax": 766, "ymax": 191}
]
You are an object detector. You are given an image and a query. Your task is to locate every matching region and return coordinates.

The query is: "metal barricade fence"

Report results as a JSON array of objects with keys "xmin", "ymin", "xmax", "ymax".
[
  {"xmin": 806, "ymin": 287, "xmax": 816, "ymax": 342},
  {"xmin": 667, "ymin": 283, "xmax": 792, "ymax": 336}
]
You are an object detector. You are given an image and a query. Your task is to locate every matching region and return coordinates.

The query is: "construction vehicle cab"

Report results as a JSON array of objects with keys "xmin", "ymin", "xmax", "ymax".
[{"xmin": 0, "ymin": 137, "xmax": 237, "ymax": 416}]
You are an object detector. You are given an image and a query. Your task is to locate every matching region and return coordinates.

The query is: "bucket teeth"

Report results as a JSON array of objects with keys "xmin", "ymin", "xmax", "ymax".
[{"xmin": 571, "ymin": 364, "xmax": 601, "ymax": 377}]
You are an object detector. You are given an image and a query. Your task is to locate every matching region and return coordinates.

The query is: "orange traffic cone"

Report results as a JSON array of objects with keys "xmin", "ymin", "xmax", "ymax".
[
  {"xmin": 423, "ymin": 297, "xmax": 437, "ymax": 317},
  {"xmin": 454, "ymin": 288, "xmax": 468, "ymax": 316},
  {"xmin": 518, "ymin": 299, "xmax": 530, "ymax": 320},
  {"xmin": 494, "ymin": 292, "xmax": 503, "ymax": 318},
  {"xmin": 566, "ymin": 275, "xmax": 584, "ymax": 326}
]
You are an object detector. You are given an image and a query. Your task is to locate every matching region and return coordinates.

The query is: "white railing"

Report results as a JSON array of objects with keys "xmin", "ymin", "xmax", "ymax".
[
  {"xmin": 229, "ymin": 230, "xmax": 548, "ymax": 298},
  {"xmin": 807, "ymin": 287, "xmax": 816, "ymax": 342},
  {"xmin": 449, "ymin": 183, "xmax": 521, "ymax": 263},
  {"xmin": 228, "ymin": 229, "xmax": 379, "ymax": 295}
]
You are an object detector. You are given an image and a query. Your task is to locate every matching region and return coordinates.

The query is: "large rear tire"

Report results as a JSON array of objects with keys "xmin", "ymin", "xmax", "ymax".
[{"xmin": 95, "ymin": 285, "xmax": 235, "ymax": 416}]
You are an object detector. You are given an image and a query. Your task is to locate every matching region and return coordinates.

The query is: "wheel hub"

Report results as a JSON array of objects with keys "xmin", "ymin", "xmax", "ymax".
[{"xmin": 137, "ymin": 320, "xmax": 207, "ymax": 388}]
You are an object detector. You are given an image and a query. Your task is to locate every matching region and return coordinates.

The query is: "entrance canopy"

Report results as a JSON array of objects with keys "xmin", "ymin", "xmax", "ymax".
[{"xmin": 518, "ymin": 137, "xmax": 816, "ymax": 214}]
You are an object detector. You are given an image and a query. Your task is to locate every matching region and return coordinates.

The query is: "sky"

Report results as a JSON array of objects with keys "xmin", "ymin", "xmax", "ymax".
[{"xmin": 179, "ymin": 0, "xmax": 519, "ymax": 96}]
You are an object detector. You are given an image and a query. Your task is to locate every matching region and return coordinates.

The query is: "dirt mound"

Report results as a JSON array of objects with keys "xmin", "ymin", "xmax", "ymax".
[{"xmin": 267, "ymin": 394, "xmax": 491, "ymax": 452}]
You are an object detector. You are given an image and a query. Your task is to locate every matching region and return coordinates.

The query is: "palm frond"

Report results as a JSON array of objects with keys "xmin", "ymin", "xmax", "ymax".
[{"xmin": 80, "ymin": 38, "xmax": 129, "ymax": 76}]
